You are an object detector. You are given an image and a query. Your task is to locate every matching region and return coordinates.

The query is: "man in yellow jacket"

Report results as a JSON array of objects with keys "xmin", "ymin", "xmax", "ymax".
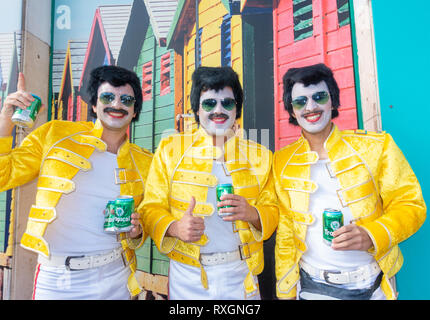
[
  {"xmin": 0, "ymin": 66, "xmax": 152, "ymax": 299},
  {"xmin": 140, "ymin": 66, "xmax": 278, "ymax": 299},
  {"xmin": 274, "ymin": 63, "xmax": 426, "ymax": 300}
]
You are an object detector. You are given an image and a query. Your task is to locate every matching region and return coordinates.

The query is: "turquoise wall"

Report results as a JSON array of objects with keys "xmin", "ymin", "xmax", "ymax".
[{"xmin": 372, "ymin": 0, "xmax": 430, "ymax": 299}]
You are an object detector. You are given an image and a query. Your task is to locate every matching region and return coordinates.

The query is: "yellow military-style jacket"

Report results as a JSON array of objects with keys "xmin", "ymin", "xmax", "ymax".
[
  {"xmin": 140, "ymin": 127, "xmax": 279, "ymax": 297},
  {"xmin": 273, "ymin": 125, "xmax": 426, "ymax": 300},
  {"xmin": 0, "ymin": 119, "xmax": 153, "ymax": 296}
]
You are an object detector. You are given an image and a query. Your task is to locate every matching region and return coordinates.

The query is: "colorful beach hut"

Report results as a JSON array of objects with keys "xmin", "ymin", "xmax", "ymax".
[
  {"xmin": 78, "ymin": 5, "xmax": 132, "ymax": 108},
  {"xmin": 0, "ymin": 32, "xmax": 21, "ymax": 257},
  {"xmin": 167, "ymin": 0, "xmax": 245, "ymax": 133},
  {"xmin": 116, "ymin": 0, "xmax": 179, "ymax": 298},
  {"xmin": 273, "ymin": 0, "xmax": 358, "ymax": 148},
  {"xmin": 55, "ymin": 40, "xmax": 87, "ymax": 121}
]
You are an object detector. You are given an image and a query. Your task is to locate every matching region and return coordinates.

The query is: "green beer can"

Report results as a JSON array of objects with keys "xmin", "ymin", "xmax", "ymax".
[
  {"xmin": 216, "ymin": 183, "xmax": 234, "ymax": 217},
  {"xmin": 322, "ymin": 208, "xmax": 343, "ymax": 245},
  {"xmin": 113, "ymin": 195, "xmax": 134, "ymax": 232},
  {"xmin": 103, "ymin": 200, "xmax": 116, "ymax": 233},
  {"xmin": 11, "ymin": 93, "xmax": 42, "ymax": 129}
]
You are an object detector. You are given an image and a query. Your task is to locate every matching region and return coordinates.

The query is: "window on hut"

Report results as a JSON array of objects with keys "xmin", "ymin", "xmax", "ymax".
[
  {"xmin": 221, "ymin": 13, "xmax": 232, "ymax": 66},
  {"xmin": 337, "ymin": 0, "xmax": 350, "ymax": 27},
  {"xmin": 142, "ymin": 60, "xmax": 153, "ymax": 101},
  {"xmin": 293, "ymin": 0, "xmax": 313, "ymax": 41},
  {"xmin": 160, "ymin": 52, "xmax": 171, "ymax": 96}
]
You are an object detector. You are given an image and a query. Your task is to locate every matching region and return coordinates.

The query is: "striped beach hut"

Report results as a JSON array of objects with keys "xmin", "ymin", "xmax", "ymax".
[
  {"xmin": 0, "ymin": 32, "xmax": 21, "ymax": 257},
  {"xmin": 116, "ymin": 0, "xmax": 178, "ymax": 299},
  {"xmin": 78, "ymin": 4, "xmax": 132, "ymax": 109},
  {"xmin": 127, "ymin": 0, "xmax": 178, "ymax": 152},
  {"xmin": 167, "ymin": 0, "xmax": 245, "ymax": 133},
  {"xmin": 51, "ymin": 49, "xmax": 67, "ymax": 120},
  {"xmin": 0, "ymin": 32, "xmax": 21, "ymax": 105},
  {"xmin": 55, "ymin": 40, "xmax": 87, "ymax": 121}
]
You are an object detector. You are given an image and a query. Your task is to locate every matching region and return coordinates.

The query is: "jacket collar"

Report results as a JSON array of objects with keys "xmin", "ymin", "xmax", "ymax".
[
  {"xmin": 196, "ymin": 126, "xmax": 239, "ymax": 160},
  {"xmin": 90, "ymin": 119, "xmax": 130, "ymax": 156},
  {"xmin": 323, "ymin": 123, "xmax": 341, "ymax": 152},
  {"xmin": 196, "ymin": 126, "xmax": 215, "ymax": 146},
  {"xmin": 90, "ymin": 119, "xmax": 104, "ymax": 138},
  {"xmin": 298, "ymin": 123, "xmax": 341, "ymax": 153}
]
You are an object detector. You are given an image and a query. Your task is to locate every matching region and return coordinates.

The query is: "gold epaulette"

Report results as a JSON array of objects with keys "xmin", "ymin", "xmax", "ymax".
[{"xmin": 343, "ymin": 129, "xmax": 385, "ymax": 137}]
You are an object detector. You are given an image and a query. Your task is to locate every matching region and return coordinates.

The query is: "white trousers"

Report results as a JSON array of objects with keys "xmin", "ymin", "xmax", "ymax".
[
  {"xmin": 168, "ymin": 259, "xmax": 261, "ymax": 300},
  {"xmin": 33, "ymin": 257, "xmax": 131, "ymax": 300}
]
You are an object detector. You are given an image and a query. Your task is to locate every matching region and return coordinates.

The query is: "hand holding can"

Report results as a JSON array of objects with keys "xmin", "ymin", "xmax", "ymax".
[
  {"xmin": 322, "ymin": 208, "xmax": 343, "ymax": 245},
  {"xmin": 128, "ymin": 212, "xmax": 143, "ymax": 239},
  {"xmin": 0, "ymin": 73, "xmax": 43, "ymax": 134},
  {"xmin": 0, "ymin": 73, "xmax": 34, "ymax": 135},
  {"xmin": 11, "ymin": 93, "xmax": 42, "ymax": 128},
  {"xmin": 331, "ymin": 224, "xmax": 374, "ymax": 251},
  {"xmin": 103, "ymin": 200, "xmax": 116, "ymax": 233},
  {"xmin": 216, "ymin": 183, "xmax": 234, "ymax": 217}
]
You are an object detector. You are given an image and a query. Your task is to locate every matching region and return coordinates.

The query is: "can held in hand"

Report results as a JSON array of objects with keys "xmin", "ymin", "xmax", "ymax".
[
  {"xmin": 103, "ymin": 200, "xmax": 116, "ymax": 233},
  {"xmin": 113, "ymin": 195, "xmax": 134, "ymax": 232},
  {"xmin": 322, "ymin": 208, "xmax": 343, "ymax": 245},
  {"xmin": 216, "ymin": 183, "xmax": 234, "ymax": 217},
  {"xmin": 11, "ymin": 94, "xmax": 42, "ymax": 128}
]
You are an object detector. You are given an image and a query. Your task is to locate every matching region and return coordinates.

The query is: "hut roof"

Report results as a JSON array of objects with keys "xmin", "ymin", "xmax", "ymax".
[
  {"xmin": 143, "ymin": 0, "xmax": 178, "ymax": 45},
  {"xmin": 99, "ymin": 4, "xmax": 133, "ymax": 63},
  {"xmin": 0, "ymin": 32, "xmax": 22, "ymax": 88},
  {"xmin": 52, "ymin": 50, "xmax": 67, "ymax": 94}
]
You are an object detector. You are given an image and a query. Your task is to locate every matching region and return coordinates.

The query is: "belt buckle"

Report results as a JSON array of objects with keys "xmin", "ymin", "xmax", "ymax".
[
  {"xmin": 323, "ymin": 270, "xmax": 342, "ymax": 285},
  {"xmin": 65, "ymin": 255, "xmax": 85, "ymax": 271},
  {"xmin": 238, "ymin": 243, "xmax": 251, "ymax": 260}
]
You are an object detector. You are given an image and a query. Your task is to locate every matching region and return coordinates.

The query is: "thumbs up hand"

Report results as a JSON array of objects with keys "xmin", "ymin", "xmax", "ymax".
[
  {"xmin": 166, "ymin": 196, "xmax": 206, "ymax": 243},
  {"xmin": 0, "ymin": 73, "xmax": 43, "ymax": 136}
]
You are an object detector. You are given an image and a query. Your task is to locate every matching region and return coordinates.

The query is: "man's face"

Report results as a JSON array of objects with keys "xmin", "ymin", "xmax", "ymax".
[
  {"xmin": 93, "ymin": 82, "xmax": 136, "ymax": 132},
  {"xmin": 291, "ymin": 81, "xmax": 332, "ymax": 135},
  {"xmin": 197, "ymin": 86, "xmax": 237, "ymax": 137}
]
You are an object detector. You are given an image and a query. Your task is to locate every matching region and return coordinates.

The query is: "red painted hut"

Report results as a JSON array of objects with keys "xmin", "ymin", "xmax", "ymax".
[{"xmin": 273, "ymin": 0, "xmax": 358, "ymax": 149}]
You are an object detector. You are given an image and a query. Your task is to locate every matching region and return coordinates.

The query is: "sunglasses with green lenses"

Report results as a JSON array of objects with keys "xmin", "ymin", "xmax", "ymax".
[
  {"xmin": 201, "ymin": 98, "xmax": 236, "ymax": 112},
  {"xmin": 291, "ymin": 91, "xmax": 330, "ymax": 109},
  {"xmin": 98, "ymin": 92, "xmax": 136, "ymax": 107}
]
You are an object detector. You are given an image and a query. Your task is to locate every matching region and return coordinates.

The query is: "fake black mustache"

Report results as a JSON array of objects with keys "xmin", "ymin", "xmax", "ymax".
[
  {"xmin": 208, "ymin": 113, "xmax": 229, "ymax": 120},
  {"xmin": 302, "ymin": 110, "xmax": 323, "ymax": 118},
  {"xmin": 103, "ymin": 107, "xmax": 129, "ymax": 116}
]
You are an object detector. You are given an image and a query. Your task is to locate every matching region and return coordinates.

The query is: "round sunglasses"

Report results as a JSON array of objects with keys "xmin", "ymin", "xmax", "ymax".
[
  {"xmin": 291, "ymin": 91, "xmax": 330, "ymax": 109},
  {"xmin": 98, "ymin": 92, "xmax": 136, "ymax": 107},
  {"xmin": 200, "ymin": 98, "xmax": 236, "ymax": 112}
]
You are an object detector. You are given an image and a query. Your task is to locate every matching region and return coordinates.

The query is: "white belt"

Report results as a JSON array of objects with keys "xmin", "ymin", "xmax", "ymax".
[
  {"xmin": 299, "ymin": 260, "xmax": 381, "ymax": 285},
  {"xmin": 38, "ymin": 247, "xmax": 125, "ymax": 271},
  {"xmin": 200, "ymin": 249, "xmax": 242, "ymax": 266}
]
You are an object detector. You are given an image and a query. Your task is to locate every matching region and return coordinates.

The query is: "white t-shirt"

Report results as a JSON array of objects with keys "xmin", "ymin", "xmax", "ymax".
[
  {"xmin": 169, "ymin": 160, "xmax": 252, "ymax": 299},
  {"xmin": 200, "ymin": 161, "xmax": 241, "ymax": 254},
  {"xmin": 43, "ymin": 150, "xmax": 121, "ymax": 256},
  {"xmin": 301, "ymin": 159, "xmax": 384, "ymax": 298}
]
